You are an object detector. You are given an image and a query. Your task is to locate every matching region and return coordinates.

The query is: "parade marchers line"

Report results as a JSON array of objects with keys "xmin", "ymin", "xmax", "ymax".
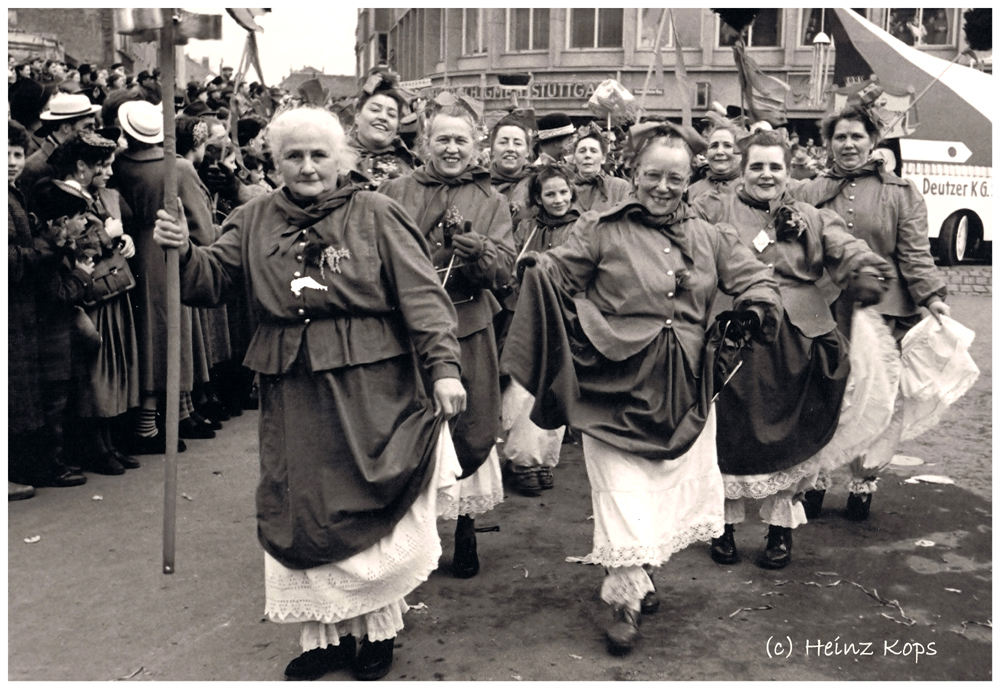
[{"xmin": 8, "ymin": 296, "xmax": 991, "ymax": 681}]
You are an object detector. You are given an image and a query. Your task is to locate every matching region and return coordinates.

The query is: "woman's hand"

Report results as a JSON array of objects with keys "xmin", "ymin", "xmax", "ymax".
[
  {"xmin": 926, "ymin": 299, "xmax": 951, "ymax": 323},
  {"xmin": 153, "ymin": 200, "xmax": 190, "ymax": 249},
  {"xmin": 432, "ymin": 377, "xmax": 467, "ymax": 419},
  {"xmin": 119, "ymin": 233, "xmax": 136, "ymax": 259},
  {"xmin": 104, "ymin": 217, "xmax": 124, "ymax": 238}
]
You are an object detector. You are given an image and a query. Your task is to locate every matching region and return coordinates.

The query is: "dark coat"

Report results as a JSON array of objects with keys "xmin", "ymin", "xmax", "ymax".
[{"xmin": 8, "ymin": 186, "xmax": 44, "ymax": 433}]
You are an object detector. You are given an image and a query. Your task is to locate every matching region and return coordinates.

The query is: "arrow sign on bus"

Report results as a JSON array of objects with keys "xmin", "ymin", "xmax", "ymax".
[{"xmin": 899, "ymin": 139, "xmax": 973, "ymax": 164}]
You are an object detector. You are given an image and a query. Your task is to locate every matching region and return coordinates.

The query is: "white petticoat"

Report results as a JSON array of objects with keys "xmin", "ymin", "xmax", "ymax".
[
  {"xmin": 500, "ymin": 379, "xmax": 566, "ymax": 469},
  {"xmin": 263, "ymin": 423, "xmax": 462, "ymax": 637},
  {"xmin": 574, "ymin": 407, "xmax": 725, "ymax": 568},
  {"xmin": 437, "ymin": 445, "xmax": 505, "ymax": 520},
  {"xmin": 723, "ymin": 308, "xmax": 901, "ymax": 500}
]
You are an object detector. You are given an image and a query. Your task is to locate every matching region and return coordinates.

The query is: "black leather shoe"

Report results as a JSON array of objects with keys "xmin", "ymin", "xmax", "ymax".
[
  {"xmin": 710, "ymin": 523, "xmax": 739, "ymax": 565},
  {"xmin": 179, "ymin": 417, "xmax": 216, "ymax": 439},
  {"xmin": 83, "ymin": 452, "xmax": 126, "ymax": 476},
  {"xmin": 198, "ymin": 398, "xmax": 231, "ymax": 423},
  {"xmin": 802, "ymin": 489, "xmax": 825, "ymax": 519},
  {"xmin": 452, "ymin": 532, "xmax": 480, "ymax": 578},
  {"xmin": 190, "ymin": 410, "xmax": 222, "ymax": 431},
  {"xmin": 37, "ymin": 465, "xmax": 87, "ymax": 488},
  {"xmin": 537, "ymin": 466, "xmax": 554, "ymax": 490},
  {"xmin": 759, "ymin": 525, "xmax": 792, "ymax": 570},
  {"xmin": 352, "ymin": 637, "xmax": 394, "ymax": 681},
  {"xmin": 113, "ymin": 450, "xmax": 141, "ymax": 470},
  {"xmin": 9, "ymin": 481, "xmax": 35, "ymax": 501},
  {"xmin": 640, "ymin": 567, "xmax": 660, "ymax": 615},
  {"xmin": 606, "ymin": 607, "xmax": 641, "ymax": 655},
  {"xmin": 284, "ymin": 637, "xmax": 355, "ymax": 681},
  {"xmin": 131, "ymin": 433, "xmax": 186, "ymax": 455},
  {"xmin": 846, "ymin": 492, "xmax": 872, "ymax": 521},
  {"xmin": 512, "ymin": 469, "xmax": 542, "ymax": 497}
]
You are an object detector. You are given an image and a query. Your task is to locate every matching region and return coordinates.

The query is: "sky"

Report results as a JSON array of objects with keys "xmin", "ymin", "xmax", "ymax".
[{"xmin": 183, "ymin": 7, "xmax": 360, "ymax": 83}]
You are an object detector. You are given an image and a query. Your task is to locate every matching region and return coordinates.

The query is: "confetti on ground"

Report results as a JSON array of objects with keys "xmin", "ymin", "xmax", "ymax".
[
  {"xmin": 760, "ymin": 591, "xmax": 785, "ymax": 597},
  {"xmin": 890, "ymin": 455, "xmax": 924, "ymax": 466},
  {"xmin": 816, "ymin": 571, "xmax": 839, "ymax": 576},
  {"xmin": 116, "ymin": 667, "xmax": 144, "ymax": 680},
  {"xmin": 904, "ymin": 475, "xmax": 955, "ymax": 485},
  {"xmin": 569, "ymin": 654, "xmax": 583, "ymax": 660},
  {"xmin": 410, "ymin": 602, "xmax": 428, "ymax": 611},
  {"xmin": 945, "ymin": 588, "xmax": 961, "ymax": 593},
  {"xmin": 512, "ymin": 565, "xmax": 529, "ymax": 578},
  {"xmin": 23, "ymin": 535, "xmax": 41, "ymax": 544},
  {"xmin": 729, "ymin": 605, "xmax": 773, "ymax": 617},
  {"xmin": 181, "ymin": 493, "xmax": 193, "ymax": 501},
  {"xmin": 915, "ymin": 539, "xmax": 935, "ymax": 547},
  {"xmin": 92, "ymin": 495, "xmax": 103, "ymax": 501}
]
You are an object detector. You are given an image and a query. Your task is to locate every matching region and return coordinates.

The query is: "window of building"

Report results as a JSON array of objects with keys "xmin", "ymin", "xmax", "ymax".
[
  {"xmin": 568, "ymin": 8, "xmax": 623, "ymax": 49},
  {"xmin": 463, "ymin": 8, "xmax": 486, "ymax": 55},
  {"xmin": 718, "ymin": 8, "xmax": 783, "ymax": 47},
  {"xmin": 637, "ymin": 8, "xmax": 673, "ymax": 49},
  {"xmin": 800, "ymin": 9, "xmax": 871, "ymax": 45},
  {"xmin": 886, "ymin": 8, "xmax": 954, "ymax": 47},
  {"xmin": 508, "ymin": 8, "xmax": 550, "ymax": 52},
  {"xmin": 696, "ymin": 82, "xmax": 711, "ymax": 109}
]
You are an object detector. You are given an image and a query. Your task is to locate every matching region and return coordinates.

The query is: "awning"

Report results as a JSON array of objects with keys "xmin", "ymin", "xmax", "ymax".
[{"xmin": 829, "ymin": 9, "xmax": 992, "ymax": 167}]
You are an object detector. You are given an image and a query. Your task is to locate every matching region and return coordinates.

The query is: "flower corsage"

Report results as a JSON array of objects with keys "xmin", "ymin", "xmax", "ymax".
[{"xmin": 774, "ymin": 204, "xmax": 809, "ymax": 242}]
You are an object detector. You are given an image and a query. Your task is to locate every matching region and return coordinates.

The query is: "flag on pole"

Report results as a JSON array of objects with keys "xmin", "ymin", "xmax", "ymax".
[
  {"xmin": 227, "ymin": 8, "xmax": 270, "ymax": 33},
  {"xmin": 670, "ymin": 9, "xmax": 693, "ymax": 126},
  {"xmin": 114, "ymin": 8, "xmax": 164, "ymax": 34},
  {"xmin": 731, "ymin": 40, "xmax": 790, "ymax": 125},
  {"xmin": 176, "ymin": 10, "xmax": 224, "ymax": 43}
]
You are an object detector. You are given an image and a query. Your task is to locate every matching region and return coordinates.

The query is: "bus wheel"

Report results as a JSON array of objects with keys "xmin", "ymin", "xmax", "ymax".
[{"xmin": 938, "ymin": 211, "xmax": 974, "ymax": 266}]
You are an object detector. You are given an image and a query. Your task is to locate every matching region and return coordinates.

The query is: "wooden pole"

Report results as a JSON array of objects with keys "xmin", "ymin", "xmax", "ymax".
[
  {"xmin": 637, "ymin": 8, "xmax": 669, "ymax": 123},
  {"xmin": 160, "ymin": 8, "xmax": 181, "ymax": 575}
]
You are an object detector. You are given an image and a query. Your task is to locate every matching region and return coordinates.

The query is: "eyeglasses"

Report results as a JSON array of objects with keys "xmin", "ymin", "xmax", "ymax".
[{"xmin": 637, "ymin": 169, "xmax": 688, "ymax": 189}]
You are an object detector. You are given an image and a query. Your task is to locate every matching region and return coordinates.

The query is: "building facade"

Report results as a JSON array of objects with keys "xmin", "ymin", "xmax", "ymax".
[{"xmin": 356, "ymin": 8, "xmax": 988, "ymax": 138}]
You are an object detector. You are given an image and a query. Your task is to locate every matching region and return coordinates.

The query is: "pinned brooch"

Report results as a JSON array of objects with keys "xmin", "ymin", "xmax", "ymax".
[{"xmin": 300, "ymin": 242, "xmax": 352, "ymax": 281}]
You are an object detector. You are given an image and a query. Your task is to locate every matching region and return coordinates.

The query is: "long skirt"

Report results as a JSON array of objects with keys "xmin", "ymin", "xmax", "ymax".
[
  {"xmin": 716, "ymin": 313, "xmax": 850, "ymax": 478},
  {"xmin": 731, "ymin": 308, "xmax": 900, "ymax": 499},
  {"xmin": 256, "ymin": 349, "xmax": 446, "ymax": 570},
  {"xmin": 77, "ymin": 293, "xmax": 140, "ymax": 418},
  {"xmin": 264, "ymin": 423, "xmax": 462, "ymax": 640},
  {"xmin": 575, "ymin": 407, "xmax": 724, "ymax": 569}
]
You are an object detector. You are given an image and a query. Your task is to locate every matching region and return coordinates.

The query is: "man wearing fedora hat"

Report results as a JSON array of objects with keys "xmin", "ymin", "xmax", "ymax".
[
  {"xmin": 534, "ymin": 112, "xmax": 576, "ymax": 166},
  {"xmin": 19, "ymin": 92, "xmax": 101, "ymax": 210}
]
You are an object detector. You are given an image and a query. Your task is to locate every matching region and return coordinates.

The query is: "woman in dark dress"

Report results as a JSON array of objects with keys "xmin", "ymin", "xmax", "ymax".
[
  {"xmin": 153, "ymin": 106, "xmax": 466, "ymax": 681},
  {"xmin": 380, "ymin": 98, "xmax": 516, "ymax": 579},
  {"xmin": 693, "ymin": 129, "xmax": 893, "ymax": 569},
  {"xmin": 568, "ymin": 124, "xmax": 632, "ymax": 214}
]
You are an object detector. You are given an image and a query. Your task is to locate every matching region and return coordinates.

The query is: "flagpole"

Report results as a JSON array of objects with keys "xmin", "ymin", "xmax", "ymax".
[
  {"xmin": 160, "ymin": 7, "xmax": 181, "ymax": 575},
  {"xmin": 638, "ymin": 9, "xmax": 669, "ymax": 123}
]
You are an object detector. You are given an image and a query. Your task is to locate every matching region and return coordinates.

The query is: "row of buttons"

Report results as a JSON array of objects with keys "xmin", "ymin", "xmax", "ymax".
[{"xmin": 297, "ymin": 229, "xmax": 310, "ymax": 324}]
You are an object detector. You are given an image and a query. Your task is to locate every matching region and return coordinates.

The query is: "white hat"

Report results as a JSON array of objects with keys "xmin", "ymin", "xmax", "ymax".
[
  {"xmin": 39, "ymin": 93, "xmax": 101, "ymax": 122},
  {"xmin": 118, "ymin": 100, "xmax": 164, "ymax": 144}
]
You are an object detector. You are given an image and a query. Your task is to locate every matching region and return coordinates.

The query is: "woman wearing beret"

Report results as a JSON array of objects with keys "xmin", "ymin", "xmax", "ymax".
[
  {"xmin": 502, "ymin": 124, "xmax": 781, "ymax": 655},
  {"xmin": 153, "ymin": 106, "xmax": 466, "ymax": 681}
]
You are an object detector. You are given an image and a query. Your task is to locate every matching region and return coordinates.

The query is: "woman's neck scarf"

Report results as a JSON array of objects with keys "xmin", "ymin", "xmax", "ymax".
[
  {"xmin": 735, "ymin": 183, "xmax": 775, "ymax": 212},
  {"xmin": 408, "ymin": 163, "xmax": 492, "ymax": 234},
  {"xmin": 269, "ymin": 175, "xmax": 366, "ymax": 256},
  {"xmin": 489, "ymin": 161, "xmax": 529, "ymax": 190},
  {"xmin": 813, "ymin": 158, "xmax": 883, "ymax": 207},
  {"xmin": 707, "ymin": 167, "xmax": 741, "ymax": 184},
  {"xmin": 535, "ymin": 206, "xmax": 581, "ymax": 229}
]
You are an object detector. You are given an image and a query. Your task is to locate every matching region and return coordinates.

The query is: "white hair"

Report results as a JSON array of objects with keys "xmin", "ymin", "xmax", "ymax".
[{"xmin": 264, "ymin": 106, "xmax": 358, "ymax": 174}]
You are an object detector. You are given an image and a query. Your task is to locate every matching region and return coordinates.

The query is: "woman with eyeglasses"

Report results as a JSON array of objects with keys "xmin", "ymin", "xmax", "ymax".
[{"xmin": 502, "ymin": 123, "xmax": 781, "ymax": 656}]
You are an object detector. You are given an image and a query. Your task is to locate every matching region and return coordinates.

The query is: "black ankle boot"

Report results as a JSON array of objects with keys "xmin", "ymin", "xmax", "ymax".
[
  {"xmin": 284, "ymin": 636, "xmax": 355, "ymax": 681},
  {"xmin": 802, "ymin": 489, "xmax": 826, "ymax": 519},
  {"xmin": 606, "ymin": 606, "xmax": 642, "ymax": 655},
  {"xmin": 846, "ymin": 492, "xmax": 873, "ymax": 521},
  {"xmin": 710, "ymin": 523, "xmax": 739, "ymax": 565},
  {"xmin": 759, "ymin": 525, "xmax": 792, "ymax": 570},
  {"xmin": 352, "ymin": 636, "xmax": 394, "ymax": 681},
  {"xmin": 452, "ymin": 515, "xmax": 479, "ymax": 578},
  {"xmin": 640, "ymin": 566, "xmax": 660, "ymax": 615}
]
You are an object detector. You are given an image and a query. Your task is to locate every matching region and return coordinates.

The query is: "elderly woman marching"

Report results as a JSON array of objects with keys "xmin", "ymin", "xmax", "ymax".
[
  {"xmin": 380, "ymin": 95, "xmax": 516, "ymax": 580},
  {"xmin": 501, "ymin": 124, "xmax": 782, "ymax": 655},
  {"xmin": 349, "ymin": 69, "xmax": 419, "ymax": 188},
  {"xmin": 152, "ymin": 106, "xmax": 467, "ymax": 682},
  {"xmin": 792, "ymin": 104, "xmax": 949, "ymax": 521},
  {"xmin": 692, "ymin": 129, "xmax": 894, "ymax": 569},
  {"xmin": 568, "ymin": 124, "xmax": 632, "ymax": 214}
]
